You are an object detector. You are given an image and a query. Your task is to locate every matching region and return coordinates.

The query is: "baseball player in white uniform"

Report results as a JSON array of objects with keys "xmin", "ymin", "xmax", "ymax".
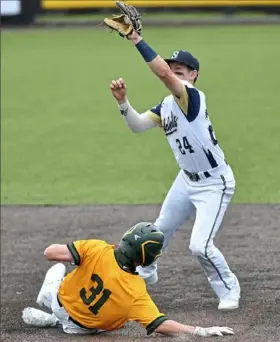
[{"xmin": 109, "ymin": 29, "xmax": 240, "ymax": 310}]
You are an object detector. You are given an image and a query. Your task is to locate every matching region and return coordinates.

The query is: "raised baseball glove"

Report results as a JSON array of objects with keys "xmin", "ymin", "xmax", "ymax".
[{"xmin": 104, "ymin": 1, "xmax": 142, "ymax": 38}]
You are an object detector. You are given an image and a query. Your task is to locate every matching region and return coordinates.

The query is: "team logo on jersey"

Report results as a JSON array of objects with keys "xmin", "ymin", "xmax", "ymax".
[{"xmin": 163, "ymin": 112, "xmax": 178, "ymax": 136}]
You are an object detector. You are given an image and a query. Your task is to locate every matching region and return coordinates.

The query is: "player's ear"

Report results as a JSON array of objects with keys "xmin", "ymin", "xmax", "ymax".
[
  {"xmin": 194, "ymin": 70, "xmax": 199, "ymax": 83},
  {"xmin": 191, "ymin": 70, "xmax": 198, "ymax": 78},
  {"xmin": 191, "ymin": 70, "xmax": 199, "ymax": 83}
]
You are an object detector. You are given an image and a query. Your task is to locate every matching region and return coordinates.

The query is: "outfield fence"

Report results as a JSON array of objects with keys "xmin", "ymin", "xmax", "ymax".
[
  {"xmin": 1, "ymin": 0, "xmax": 280, "ymax": 26},
  {"xmin": 41, "ymin": 0, "xmax": 280, "ymax": 9}
]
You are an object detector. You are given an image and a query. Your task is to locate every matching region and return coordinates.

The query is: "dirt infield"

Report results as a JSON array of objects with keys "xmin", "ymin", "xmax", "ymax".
[{"xmin": 1, "ymin": 204, "xmax": 280, "ymax": 342}]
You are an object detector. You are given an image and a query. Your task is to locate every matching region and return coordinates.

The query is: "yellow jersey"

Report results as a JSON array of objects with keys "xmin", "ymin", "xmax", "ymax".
[{"xmin": 58, "ymin": 239, "xmax": 166, "ymax": 334}]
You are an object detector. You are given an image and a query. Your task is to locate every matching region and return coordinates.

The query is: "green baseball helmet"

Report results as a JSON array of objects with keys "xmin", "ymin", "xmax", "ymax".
[{"xmin": 119, "ymin": 222, "xmax": 164, "ymax": 267}]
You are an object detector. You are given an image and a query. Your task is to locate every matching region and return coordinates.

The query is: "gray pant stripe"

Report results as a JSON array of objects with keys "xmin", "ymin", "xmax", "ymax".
[{"xmin": 204, "ymin": 174, "xmax": 231, "ymax": 291}]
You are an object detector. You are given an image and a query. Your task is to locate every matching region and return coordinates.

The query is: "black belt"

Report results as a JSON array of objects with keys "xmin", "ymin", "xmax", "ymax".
[
  {"xmin": 57, "ymin": 295, "xmax": 91, "ymax": 329},
  {"xmin": 183, "ymin": 160, "xmax": 228, "ymax": 182},
  {"xmin": 183, "ymin": 169, "xmax": 211, "ymax": 182}
]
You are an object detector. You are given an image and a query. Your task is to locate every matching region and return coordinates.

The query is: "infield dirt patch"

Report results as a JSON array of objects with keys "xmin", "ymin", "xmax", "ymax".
[{"xmin": 1, "ymin": 204, "xmax": 280, "ymax": 341}]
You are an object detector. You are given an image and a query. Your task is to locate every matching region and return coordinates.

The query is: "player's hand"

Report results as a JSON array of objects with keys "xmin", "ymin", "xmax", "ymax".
[
  {"xmin": 103, "ymin": 1, "xmax": 142, "ymax": 38},
  {"xmin": 194, "ymin": 326, "xmax": 234, "ymax": 337},
  {"xmin": 127, "ymin": 30, "xmax": 141, "ymax": 42},
  {"xmin": 110, "ymin": 78, "xmax": 127, "ymax": 104}
]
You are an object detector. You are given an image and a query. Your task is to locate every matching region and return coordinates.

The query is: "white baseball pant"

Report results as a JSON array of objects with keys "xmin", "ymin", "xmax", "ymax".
[
  {"xmin": 40, "ymin": 264, "xmax": 100, "ymax": 335},
  {"xmin": 137, "ymin": 165, "xmax": 237, "ymax": 299}
]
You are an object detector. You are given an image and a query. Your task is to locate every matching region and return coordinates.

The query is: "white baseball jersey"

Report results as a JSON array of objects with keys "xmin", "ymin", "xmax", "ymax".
[{"xmin": 147, "ymin": 81, "xmax": 226, "ymax": 173}]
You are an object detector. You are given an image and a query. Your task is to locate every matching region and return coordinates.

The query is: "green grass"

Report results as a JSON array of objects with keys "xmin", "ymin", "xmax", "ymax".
[{"xmin": 2, "ymin": 26, "xmax": 280, "ymax": 204}]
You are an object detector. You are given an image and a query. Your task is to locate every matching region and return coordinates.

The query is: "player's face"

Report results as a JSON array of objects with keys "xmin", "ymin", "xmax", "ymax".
[{"xmin": 168, "ymin": 62, "xmax": 198, "ymax": 84}]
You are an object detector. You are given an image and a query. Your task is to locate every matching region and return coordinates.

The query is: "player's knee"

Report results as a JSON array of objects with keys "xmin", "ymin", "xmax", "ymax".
[
  {"xmin": 189, "ymin": 242, "xmax": 205, "ymax": 257},
  {"xmin": 154, "ymin": 215, "xmax": 180, "ymax": 238}
]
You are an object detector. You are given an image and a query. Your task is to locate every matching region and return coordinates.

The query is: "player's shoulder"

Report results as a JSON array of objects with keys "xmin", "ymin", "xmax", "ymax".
[
  {"xmin": 182, "ymin": 80, "xmax": 195, "ymax": 89},
  {"xmin": 90, "ymin": 239, "xmax": 113, "ymax": 250},
  {"xmin": 80, "ymin": 239, "xmax": 106, "ymax": 246},
  {"xmin": 183, "ymin": 81, "xmax": 207, "ymax": 108},
  {"xmin": 183, "ymin": 80, "xmax": 205, "ymax": 95},
  {"xmin": 123, "ymin": 269, "xmax": 147, "ymax": 289},
  {"xmin": 77, "ymin": 239, "xmax": 111, "ymax": 253},
  {"xmin": 130, "ymin": 276, "xmax": 149, "ymax": 298}
]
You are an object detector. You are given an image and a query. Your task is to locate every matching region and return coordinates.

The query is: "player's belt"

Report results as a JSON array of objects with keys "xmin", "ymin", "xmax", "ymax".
[
  {"xmin": 183, "ymin": 169, "xmax": 211, "ymax": 182},
  {"xmin": 183, "ymin": 160, "xmax": 229, "ymax": 182}
]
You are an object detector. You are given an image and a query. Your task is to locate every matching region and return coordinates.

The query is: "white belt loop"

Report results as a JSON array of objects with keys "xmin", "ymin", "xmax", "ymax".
[{"xmin": 197, "ymin": 171, "xmax": 208, "ymax": 180}]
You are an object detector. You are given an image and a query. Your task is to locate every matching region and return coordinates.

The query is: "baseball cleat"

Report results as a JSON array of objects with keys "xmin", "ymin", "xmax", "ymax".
[
  {"xmin": 218, "ymin": 298, "xmax": 239, "ymax": 311},
  {"xmin": 22, "ymin": 307, "xmax": 58, "ymax": 327},
  {"xmin": 36, "ymin": 263, "xmax": 66, "ymax": 309},
  {"xmin": 218, "ymin": 278, "xmax": 241, "ymax": 311}
]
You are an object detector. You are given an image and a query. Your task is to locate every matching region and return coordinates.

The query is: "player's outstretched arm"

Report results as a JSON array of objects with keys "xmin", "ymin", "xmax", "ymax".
[
  {"xmin": 103, "ymin": 2, "xmax": 183, "ymax": 99},
  {"xmin": 131, "ymin": 291, "xmax": 234, "ymax": 338},
  {"xmin": 155, "ymin": 320, "xmax": 234, "ymax": 337},
  {"xmin": 127, "ymin": 31, "xmax": 184, "ymax": 99},
  {"xmin": 110, "ymin": 78, "xmax": 157, "ymax": 133}
]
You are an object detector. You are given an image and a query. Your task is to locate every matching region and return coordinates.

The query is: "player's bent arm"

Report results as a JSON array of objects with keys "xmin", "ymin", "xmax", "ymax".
[
  {"xmin": 128, "ymin": 34, "xmax": 184, "ymax": 100},
  {"xmin": 44, "ymin": 244, "xmax": 74, "ymax": 263},
  {"xmin": 118, "ymin": 99, "xmax": 158, "ymax": 133}
]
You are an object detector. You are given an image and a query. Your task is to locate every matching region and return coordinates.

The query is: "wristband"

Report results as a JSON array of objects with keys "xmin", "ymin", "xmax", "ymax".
[{"xmin": 135, "ymin": 40, "xmax": 158, "ymax": 62}]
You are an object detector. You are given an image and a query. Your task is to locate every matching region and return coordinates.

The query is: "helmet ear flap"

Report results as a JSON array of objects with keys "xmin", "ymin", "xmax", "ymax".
[{"xmin": 141, "ymin": 241, "xmax": 163, "ymax": 267}]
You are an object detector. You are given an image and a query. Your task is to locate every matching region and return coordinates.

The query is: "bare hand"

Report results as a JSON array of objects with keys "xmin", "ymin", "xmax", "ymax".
[{"xmin": 110, "ymin": 78, "xmax": 127, "ymax": 104}]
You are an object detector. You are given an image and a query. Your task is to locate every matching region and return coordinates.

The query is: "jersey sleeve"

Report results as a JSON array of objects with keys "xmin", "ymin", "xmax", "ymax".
[
  {"xmin": 146, "ymin": 101, "xmax": 163, "ymax": 125},
  {"xmin": 128, "ymin": 291, "xmax": 167, "ymax": 335},
  {"xmin": 175, "ymin": 83, "xmax": 201, "ymax": 121},
  {"xmin": 67, "ymin": 240, "xmax": 105, "ymax": 266},
  {"xmin": 174, "ymin": 83, "xmax": 189, "ymax": 114}
]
